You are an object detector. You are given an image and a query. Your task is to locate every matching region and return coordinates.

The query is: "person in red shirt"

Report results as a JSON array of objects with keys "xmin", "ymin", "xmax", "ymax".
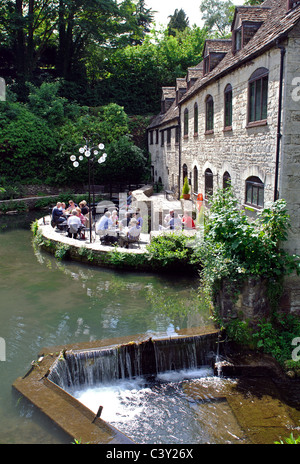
[{"xmin": 182, "ymin": 211, "xmax": 195, "ymax": 229}]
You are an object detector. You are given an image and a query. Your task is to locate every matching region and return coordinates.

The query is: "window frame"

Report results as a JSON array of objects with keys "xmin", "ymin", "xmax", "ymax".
[
  {"xmin": 245, "ymin": 176, "xmax": 264, "ymax": 208},
  {"xmin": 194, "ymin": 102, "xmax": 198, "ymax": 136},
  {"xmin": 205, "ymin": 168, "xmax": 213, "ymax": 198},
  {"xmin": 184, "ymin": 108, "xmax": 189, "ymax": 138},
  {"xmin": 224, "ymin": 84, "xmax": 233, "ymax": 130},
  {"xmin": 247, "ymin": 68, "xmax": 268, "ymax": 126},
  {"xmin": 205, "ymin": 95, "xmax": 214, "ymax": 133},
  {"xmin": 167, "ymin": 128, "xmax": 171, "ymax": 146}
]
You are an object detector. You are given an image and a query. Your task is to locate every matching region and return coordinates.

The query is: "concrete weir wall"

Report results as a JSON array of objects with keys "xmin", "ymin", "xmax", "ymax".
[{"xmin": 12, "ymin": 331, "xmax": 220, "ymax": 444}]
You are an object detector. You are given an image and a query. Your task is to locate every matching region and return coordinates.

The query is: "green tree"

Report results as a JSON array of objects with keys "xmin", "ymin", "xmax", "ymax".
[
  {"xmin": 167, "ymin": 8, "xmax": 189, "ymax": 36},
  {"xmin": 200, "ymin": 0, "xmax": 235, "ymax": 37},
  {"xmin": 0, "ymin": 100, "xmax": 58, "ymax": 183},
  {"xmin": 103, "ymin": 135, "xmax": 148, "ymax": 184}
]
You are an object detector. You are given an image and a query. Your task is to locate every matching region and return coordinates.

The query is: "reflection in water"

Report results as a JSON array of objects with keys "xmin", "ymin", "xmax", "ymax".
[{"xmin": 0, "ymin": 213, "xmax": 212, "ymax": 443}]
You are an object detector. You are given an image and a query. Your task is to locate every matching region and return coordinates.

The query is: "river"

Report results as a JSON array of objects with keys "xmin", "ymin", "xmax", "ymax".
[{"xmin": 0, "ymin": 212, "xmax": 212, "ymax": 444}]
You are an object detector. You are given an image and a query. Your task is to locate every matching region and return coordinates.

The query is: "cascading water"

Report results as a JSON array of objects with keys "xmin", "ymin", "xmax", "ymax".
[
  {"xmin": 47, "ymin": 333, "xmax": 219, "ymax": 391},
  {"xmin": 46, "ymin": 333, "xmax": 243, "ymax": 444}
]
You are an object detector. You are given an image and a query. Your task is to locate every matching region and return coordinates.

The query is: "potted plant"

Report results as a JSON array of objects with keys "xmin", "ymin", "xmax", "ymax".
[{"xmin": 181, "ymin": 176, "xmax": 190, "ymax": 200}]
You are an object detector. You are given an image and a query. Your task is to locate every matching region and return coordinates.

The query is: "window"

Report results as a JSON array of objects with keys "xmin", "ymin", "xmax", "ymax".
[
  {"xmin": 149, "ymin": 131, "xmax": 153, "ymax": 145},
  {"xmin": 161, "ymin": 130, "xmax": 164, "ymax": 146},
  {"xmin": 193, "ymin": 166, "xmax": 198, "ymax": 193},
  {"xmin": 205, "ymin": 95, "xmax": 214, "ymax": 132},
  {"xmin": 224, "ymin": 84, "xmax": 232, "ymax": 128},
  {"xmin": 205, "ymin": 168, "xmax": 213, "ymax": 198},
  {"xmin": 194, "ymin": 103, "xmax": 198, "ymax": 135},
  {"xmin": 184, "ymin": 108, "xmax": 189, "ymax": 137},
  {"xmin": 155, "ymin": 130, "xmax": 159, "ymax": 144},
  {"xmin": 248, "ymin": 68, "xmax": 268, "ymax": 123},
  {"xmin": 245, "ymin": 176, "xmax": 264, "ymax": 207},
  {"xmin": 223, "ymin": 171, "xmax": 231, "ymax": 189},
  {"xmin": 235, "ymin": 29, "xmax": 242, "ymax": 52},
  {"xmin": 203, "ymin": 56, "xmax": 210, "ymax": 75},
  {"xmin": 167, "ymin": 128, "xmax": 171, "ymax": 145},
  {"xmin": 175, "ymin": 126, "xmax": 179, "ymax": 144},
  {"xmin": 183, "ymin": 164, "xmax": 188, "ymax": 182}
]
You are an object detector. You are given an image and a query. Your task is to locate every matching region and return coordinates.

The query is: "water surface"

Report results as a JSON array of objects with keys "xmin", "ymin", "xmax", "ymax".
[{"xmin": 0, "ymin": 212, "xmax": 210, "ymax": 444}]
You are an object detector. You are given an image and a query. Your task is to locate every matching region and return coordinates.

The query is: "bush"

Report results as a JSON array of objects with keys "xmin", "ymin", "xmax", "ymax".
[{"xmin": 146, "ymin": 233, "xmax": 197, "ymax": 272}]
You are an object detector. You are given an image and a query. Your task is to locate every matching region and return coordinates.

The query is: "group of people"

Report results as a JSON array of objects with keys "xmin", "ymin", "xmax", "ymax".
[
  {"xmin": 51, "ymin": 199, "xmax": 90, "ymax": 239},
  {"xmin": 96, "ymin": 208, "xmax": 143, "ymax": 247},
  {"xmin": 160, "ymin": 209, "xmax": 195, "ymax": 230}
]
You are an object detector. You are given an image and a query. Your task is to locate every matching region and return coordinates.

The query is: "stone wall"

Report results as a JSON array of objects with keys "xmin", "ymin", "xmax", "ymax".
[{"xmin": 179, "ymin": 48, "xmax": 281, "ymax": 206}]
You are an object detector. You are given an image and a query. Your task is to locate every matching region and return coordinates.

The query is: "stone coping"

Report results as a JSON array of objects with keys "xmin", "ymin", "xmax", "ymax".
[
  {"xmin": 12, "ymin": 329, "xmax": 220, "ymax": 444},
  {"xmin": 38, "ymin": 216, "xmax": 150, "ymax": 254}
]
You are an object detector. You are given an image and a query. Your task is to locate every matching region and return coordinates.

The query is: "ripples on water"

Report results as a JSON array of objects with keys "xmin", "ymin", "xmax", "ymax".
[{"xmin": 71, "ymin": 368, "xmax": 249, "ymax": 444}]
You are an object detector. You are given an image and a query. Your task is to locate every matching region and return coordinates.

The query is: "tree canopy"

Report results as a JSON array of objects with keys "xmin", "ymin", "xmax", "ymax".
[
  {"xmin": 200, "ymin": 0, "xmax": 235, "ymax": 37},
  {"xmin": 167, "ymin": 8, "xmax": 189, "ymax": 36}
]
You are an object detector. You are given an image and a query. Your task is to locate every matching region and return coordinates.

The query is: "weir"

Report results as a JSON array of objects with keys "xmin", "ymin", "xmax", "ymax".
[
  {"xmin": 13, "ymin": 331, "xmax": 221, "ymax": 444},
  {"xmin": 47, "ymin": 333, "xmax": 219, "ymax": 391}
]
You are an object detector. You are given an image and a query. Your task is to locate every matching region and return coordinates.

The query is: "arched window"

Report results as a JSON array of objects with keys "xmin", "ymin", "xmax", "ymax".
[
  {"xmin": 205, "ymin": 95, "xmax": 214, "ymax": 132},
  {"xmin": 224, "ymin": 84, "xmax": 232, "ymax": 128},
  {"xmin": 184, "ymin": 108, "xmax": 189, "ymax": 137},
  {"xmin": 193, "ymin": 166, "xmax": 198, "ymax": 193},
  {"xmin": 245, "ymin": 176, "xmax": 264, "ymax": 207},
  {"xmin": 223, "ymin": 171, "xmax": 231, "ymax": 189},
  {"xmin": 248, "ymin": 68, "xmax": 268, "ymax": 123},
  {"xmin": 205, "ymin": 168, "xmax": 213, "ymax": 198},
  {"xmin": 194, "ymin": 103, "xmax": 198, "ymax": 135},
  {"xmin": 183, "ymin": 164, "xmax": 188, "ymax": 181}
]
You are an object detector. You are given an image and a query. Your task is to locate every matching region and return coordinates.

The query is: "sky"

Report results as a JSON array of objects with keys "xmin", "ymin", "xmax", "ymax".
[{"xmin": 145, "ymin": 0, "xmax": 243, "ymax": 28}]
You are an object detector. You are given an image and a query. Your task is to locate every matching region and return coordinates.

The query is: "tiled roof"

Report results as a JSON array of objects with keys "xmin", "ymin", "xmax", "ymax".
[
  {"xmin": 147, "ymin": 0, "xmax": 300, "ymax": 130},
  {"xmin": 204, "ymin": 39, "xmax": 232, "ymax": 55},
  {"xmin": 161, "ymin": 87, "xmax": 176, "ymax": 100},
  {"xmin": 231, "ymin": 5, "xmax": 271, "ymax": 30},
  {"xmin": 180, "ymin": 0, "xmax": 300, "ymax": 104},
  {"xmin": 147, "ymin": 100, "xmax": 179, "ymax": 129}
]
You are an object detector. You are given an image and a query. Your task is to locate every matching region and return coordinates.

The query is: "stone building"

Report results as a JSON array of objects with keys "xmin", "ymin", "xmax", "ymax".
[
  {"xmin": 147, "ymin": 0, "xmax": 300, "ymax": 312},
  {"xmin": 148, "ymin": 0, "xmax": 300, "ymax": 254}
]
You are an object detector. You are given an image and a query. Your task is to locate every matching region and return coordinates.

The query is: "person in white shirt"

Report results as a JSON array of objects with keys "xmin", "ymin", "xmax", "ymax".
[
  {"xmin": 119, "ymin": 219, "xmax": 140, "ymax": 248},
  {"xmin": 67, "ymin": 210, "xmax": 82, "ymax": 239},
  {"xmin": 96, "ymin": 211, "xmax": 113, "ymax": 233}
]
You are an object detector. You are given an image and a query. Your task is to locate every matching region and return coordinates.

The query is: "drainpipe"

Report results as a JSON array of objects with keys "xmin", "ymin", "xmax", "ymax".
[
  {"xmin": 178, "ymin": 108, "xmax": 182, "ymax": 200},
  {"xmin": 274, "ymin": 43, "xmax": 286, "ymax": 202}
]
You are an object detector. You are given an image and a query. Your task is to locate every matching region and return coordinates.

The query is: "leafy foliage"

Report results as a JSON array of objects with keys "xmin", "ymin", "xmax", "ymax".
[
  {"xmin": 146, "ymin": 233, "xmax": 197, "ymax": 272},
  {"xmin": 194, "ymin": 187, "xmax": 300, "ymax": 297}
]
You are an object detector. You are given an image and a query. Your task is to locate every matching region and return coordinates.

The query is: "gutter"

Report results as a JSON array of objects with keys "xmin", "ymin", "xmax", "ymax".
[{"xmin": 274, "ymin": 43, "xmax": 286, "ymax": 202}]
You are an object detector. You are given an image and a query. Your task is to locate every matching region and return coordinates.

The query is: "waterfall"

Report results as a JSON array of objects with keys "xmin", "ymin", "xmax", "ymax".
[{"xmin": 47, "ymin": 333, "xmax": 219, "ymax": 391}]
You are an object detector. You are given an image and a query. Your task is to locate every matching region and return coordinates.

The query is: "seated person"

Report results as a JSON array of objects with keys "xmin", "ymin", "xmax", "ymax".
[
  {"xmin": 96, "ymin": 211, "xmax": 118, "ymax": 244},
  {"xmin": 121, "ymin": 212, "xmax": 131, "ymax": 227},
  {"xmin": 182, "ymin": 211, "xmax": 195, "ymax": 229},
  {"xmin": 169, "ymin": 212, "xmax": 182, "ymax": 230},
  {"xmin": 51, "ymin": 202, "xmax": 66, "ymax": 227},
  {"xmin": 119, "ymin": 219, "xmax": 140, "ymax": 248},
  {"xmin": 66, "ymin": 200, "xmax": 78, "ymax": 213},
  {"xmin": 76, "ymin": 207, "xmax": 86, "ymax": 225},
  {"xmin": 111, "ymin": 210, "xmax": 118, "ymax": 227},
  {"xmin": 160, "ymin": 211, "xmax": 182, "ymax": 230},
  {"xmin": 96, "ymin": 211, "xmax": 113, "ymax": 236},
  {"xmin": 67, "ymin": 210, "xmax": 82, "ymax": 239},
  {"xmin": 164, "ymin": 209, "xmax": 174, "ymax": 227},
  {"xmin": 136, "ymin": 208, "xmax": 143, "ymax": 229},
  {"xmin": 79, "ymin": 200, "xmax": 89, "ymax": 216}
]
